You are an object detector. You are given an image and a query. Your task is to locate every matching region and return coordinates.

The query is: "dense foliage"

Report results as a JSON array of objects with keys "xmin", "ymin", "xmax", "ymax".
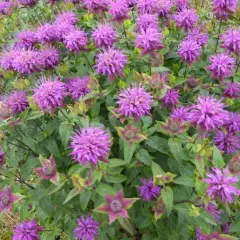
[{"xmin": 0, "ymin": 0, "xmax": 240, "ymax": 239}]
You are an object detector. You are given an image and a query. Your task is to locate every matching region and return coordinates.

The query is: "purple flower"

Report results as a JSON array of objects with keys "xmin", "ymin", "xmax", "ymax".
[
  {"xmin": 92, "ymin": 24, "xmax": 117, "ymax": 49},
  {"xmin": 136, "ymin": 14, "xmax": 159, "ymax": 32},
  {"xmin": 96, "ymin": 48, "xmax": 127, "ymax": 81},
  {"xmin": 212, "ymin": 0, "xmax": 238, "ymax": 19},
  {"xmin": 175, "ymin": 0, "xmax": 189, "ymax": 11},
  {"xmin": 205, "ymin": 203, "xmax": 221, "ymax": 222},
  {"xmin": 117, "ymin": 85, "xmax": 153, "ymax": 118},
  {"xmin": 55, "ymin": 24, "xmax": 74, "ymax": 41},
  {"xmin": 173, "ymin": 8, "xmax": 198, "ymax": 31},
  {"xmin": 187, "ymin": 76, "xmax": 200, "ymax": 88},
  {"xmin": 205, "ymin": 168, "xmax": 240, "ymax": 203},
  {"xmin": 34, "ymin": 155, "xmax": 60, "ymax": 185},
  {"xmin": 0, "ymin": 48, "xmax": 20, "ymax": 71},
  {"xmin": 18, "ymin": 0, "xmax": 37, "ymax": 7},
  {"xmin": 207, "ymin": 53, "xmax": 235, "ymax": 81},
  {"xmin": 74, "ymin": 216, "xmax": 99, "ymax": 240},
  {"xmin": 135, "ymin": 28, "xmax": 164, "ymax": 55},
  {"xmin": 186, "ymin": 27, "xmax": 209, "ymax": 47},
  {"xmin": 36, "ymin": 24, "xmax": 60, "ymax": 44},
  {"xmin": 223, "ymin": 223, "xmax": 230, "ymax": 234},
  {"xmin": 40, "ymin": 48, "xmax": 60, "ymax": 70},
  {"xmin": 0, "ymin": 149, "xmax": 5, "ymax": 168},
  {"xmin": 55, "ymin": 11, "xmax": 78, "ymax": 25},
  {"xmin": 0, "ymin": 186, "xmax": 23, "ymax": 213},
  {"xmin": 0, "ymin": 1, "xmax": 11, "ymax": 15},
  {"xmin": 221, "ymin": 28, "xmax": 240, "ymax": 55},
  {"xmin": 125, "ymin": 0, "xmax": 137, "ymax": 8},
  {"xmin": 137, "ymin": 0, "xmax": 159, "ymax": 14},
  {"xmin": 33, "ymin": 77, "xmax": 67, "ymax": 113},
  {"xmin": 188, "ymin": 96, "xmax": 229, "ymax": 132},
  {"xmin": 157, "ymin": 0, "xmax": 173, "ymax": 18},
  {"xmin": 162, "ymin": 89, "xmax": 179, "ymax": 108},
  {"xmin": 170, "ymin": 106, "xmax": 189, "ymax": 122},
  {"xmin": 5, "ymin": 91, "xmax": 28, "ymax": 114},
  {"xmin": 214, "ymin": 130, "xmax": 240, "ymax": 155},
  {"xmin": 109, "ymin": 0, "xmax": 130, "ymax": 24},
  {"xmin": 70, "ymin": 126, "xmax": 111, "ymax": 165},
  {"xmin": 63, "ymin": 29, "xmax": 88, "ymax": 53},
  {"xmin": 223, "ymin": 82, "xmax": 240, "ymax": 98},
  {"xmin": 82, "ymin": 0, "xmax": 108, "ymax": 14},
  {"xmin": 15, "ymin": 30, "xmax": 37, "ymax": 49},
  {"xmin": 94, "ymin": 190, "xmax": 139, "ymax": 224},
  {"xmin": 12, "ymin": 50, "xmax": 42, "ymax": 74},
  {"xmin": 138, "ymin": 178, "xmax": 160, "ymax": 201},
  {"xmin": 224, "ymin": 113, "xmax": 240, "ymax": 133},
  {"xmin": 66, "ymin": 76, "xmax": 91, "ymax": 100},
  {"xmin": 178, "ymin": 39, "xmax": 201, "ymax": 65},
  {"xmin": 13, "ymin": 219, "xmax": 43, "ymax": 240}
]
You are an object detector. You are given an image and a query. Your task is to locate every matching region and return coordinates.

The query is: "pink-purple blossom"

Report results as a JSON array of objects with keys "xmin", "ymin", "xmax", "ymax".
[
  {"xmin": 66, "ymin": 76, "xmax": 91, "ymax": 100},
  {"xmin": 33, "ymin": 78, "xmax": 67, "ymax": 113},
  {"xmin": 224, "ymin": 113, "xmax": 240, "ymax": 133},
  {"xmin": 173, "ymin": 8, "xmax": 198, "ymax": 31},
  {"xmin": 12, "ymin": 219, "xmax": 43, "ymax": 240},
  {"xmin": 36, "ymin": 24, "xmax": 60, "ymax": 44},
  {"xmin": 92, "ymin": 24, "xmax": 117, "ymax": 49},
  {"xmin": 0, "ymin": 1, "xmax": 11, "ymax": 15},
  {"xmin": 205, "ymin": 168, "xmax": 240, "ymax": 203},
  {"xmin": 221, "ymin": 28, "xmax": 240, "ymax": 55},
  {"xmin": 175, "ymin": 0, "xmax": 189, "ymax": 11},
  {"xmin": 205, "ymin": 203, "xmax": 222, "ymax": 222},
  {"xmin": 186, "ymin": 27, "xmax": 209, "ymax": 47},
  {"xmin": 212, "ymin": 0, "xmax": 238, "ymax": 19},
  {"xmin": 157, "ymin": 0, "xmax": 173, "ymax": 18},
  {"xmin": 0, "ymin": 149, "xmax": 5, "ymax": 168},
  {"xmin": 94, "ymin": 190, "xmax": 139, "ymax": 224},
  {"xmin": 223, "ymin": 82, "xmax": 240, "ymax": 98},
  {"xmin": 207, "ymin": 53, "xmax": 235, "ymax": 81},
  {"xmin": 18, "ymin": 0, "xmax": 37, "ymax": 7},
  {"xmin": 55, "ymin": 11, "xmax": 78, "ymax": 25},
  {"xmin": 96, "ymin": 48, "xmax": 127, "ymax": 81},
  {"xmin": 63, "ymin": 29, "xmax": 88, "ymax": 53},
  {"xmin": 135, "ymin": 27, "xmax": 164, "ymax": 55},
  {"xmin": 162, "ymin": 89, "xmax": 179, "ymax": 108},
  {"xmin": 138, "ymin": 178, "xmax": 160, "ymax": 201},
  {"xmin": 137, "ymin": 0, "xmax": 159, "ymax": 14},
  {"xmin": 117, "ymin": 85, "xmax": 153, "ymax": 118},
  {"xmin": 136, "ymin": 14, "xmax": 159, "ymax": 32},
  {"xmin": 82, "ymin": 0, "xmax": 109, "ymax": 13},
  {"xmin": 170, "ymin": 106, "xmax": 189, "ymax": 122},
  {"xmin": 5, "ymin": 90, "xmax": 29, "ymax": 114},
  {"xmin": 109, "ymin": 0, "xmax": 130, "ymax": 24},
  {"xmin": 178, "ymin": 39, "xmax": 201, "ymax": 64},
  {"xmin": 70, "ymin": 127, "xmax": 111, "ymax": 166},
  {"xmin": 0, "ymin": 48, "xmax": 19, "ymax": 71},
  {"xmin": 40, "ymin": 48, "xmax": 60, "ymax": 70},
  {"xmin": 15, "ymin": 30, "xmax": 37, "ymax": 49},
  {"xmin": 74, "ymin": 216, "xmax": 99, "ymax": 240},
  {"xmin": 214, "ymin": 130, "xmax": 240, "ymax": 155}
]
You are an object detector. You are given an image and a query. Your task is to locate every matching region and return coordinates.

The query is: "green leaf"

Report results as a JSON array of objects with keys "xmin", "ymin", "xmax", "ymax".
[
  {"xmin": 152, "ymin": 66, "xmax": 171, "ymax": 73},
  {"xmin": 229, "ymin": 221, "xmax": 240, "ymax": 233},
  {"xmin": 118, "ymin": 218, "xmax": 134, "ymax": 236},
  {"xmin": 108, "ymin": 158, "xmax": 126, "ymax": 167},
  {"xmin": 63, "ymin": 188, "xmax": 81, "ymax": 204},
  {"xmin": 161, "ymin": 186, "xmax": 173, "ymax": 217},
  {"xmin": 59, "ymin": 121, "xmax": 73, "ymax": 148},
  {"xmin": 168, "ymin": 138, "xmax": 183, "ymax": 166},
  {"xmin": 199, "ymin": 209, "xmax": 217, "ymax": 226},
  {"xmin": 151, "ymin": 161, "xmax": 165, "ymax": 176},
  {"xmin": 174, "ymin": 203, "xmax": 191, "ymax": 215},
  {"xmin": 124, "ymin": 142, "xmax": 137, "ymax": 164},
  {"xmin": 79, "ymin": 190, "xmax": 92, "ymax": 211},
  {"xmin": 48, "ymin": 179, "xmax": 67, "ymax": 196},
  {"xmin": 212, "ymin": 146, "xmax": 225, "ymax": 168},
  {"xmin": 104, "ymin": 174, "xmax": 127, "ymax": 183},
  {"xmin": 96, "ymin": 183, "xmax": 116, "ymax": 197},
  {"xmin": 174, "ymin": 175, "xmax": 194, "ymax": 187},
  {"xmin": 90, "ymin": 102, "xmax": 101, "ymax": 117},
  {"xmin": 195, "ymin": 155, "xmax": 205, "ymax": 178},
  {"xmin": 154, "ymin": 172, "xmax": 176, "ymax": 185},
  {"xmin": 136, "ymin": 149, "xmax": 152, "ymax": 166},
  {"xmin": 26, "ymin": 111, "xmax": 44, "ymax": 120}
]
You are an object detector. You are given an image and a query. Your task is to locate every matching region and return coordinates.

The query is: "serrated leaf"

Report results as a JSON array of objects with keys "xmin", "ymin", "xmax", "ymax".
[
  {"xmin": 212, "ymin": 146, "xmax": 225, "ymax": 168},
  {"xmin": 124, "ymin": 142, "xmax": 136, "ymax": 164},
  {"xmin": 79, "ymin": 190, "xmax": 92, "ymax": 211},
  {"xmin": 63, "ymin": 188, "xmax": 82, "ymax": 204},
  {"xmin": 168, "ymin": 138, "xmax": 183, "ymax": 166},
  {"xmin": 96, "ymin": 183, "xmax": 116, "ymax": 197},
  {"xmin": 161, "ymin": 186, "xmax": 173, "ymax": 216},
  {"xmin": 152, "ymin": 161, "xmax": 165, "ymax": 176},
  {"xmin": 108, "ymin": 158, "xmax": 126, "ymax": 167},
  {"xmin": 136, "ymin": 149, "xmax": 152, "ymax": 166},
  {"xmin": 174, "ymin": 175, "xmax": 194, "ymax": 187},
  {"xmin": 59, "ymin": 121, "xmax": 73, "ymax": 148},
  {"xmin": 26, "ymin": 111, "xmax": 44, "ymax": 120},
  {"xmin": 104, "ymin": 174, "xmax": 127, "ymax": 183},
  {"xmin": 118, "ymin": 218, "xmax": 134, "ymax": 236}
]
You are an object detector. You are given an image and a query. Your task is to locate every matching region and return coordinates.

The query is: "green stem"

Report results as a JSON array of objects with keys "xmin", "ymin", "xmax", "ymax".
[
  {"xmin": 214, "ymin": 19, "xmax": 222, "ymax": 53},
  {"xmin": 83, "ymin": 52, "xmax": 94, "ymax": 73},
  {"xmin": 122, "ymin": 24, "xmax": 130, "ymax": 49}
]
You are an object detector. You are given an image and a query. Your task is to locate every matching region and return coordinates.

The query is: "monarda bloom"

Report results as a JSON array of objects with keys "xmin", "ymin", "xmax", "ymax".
[
  {"xmin": 5, "ymin": 91, "xmax": 28, "ymax": 114},
  {"xmin": 55, "ymin": 23, "xmax": 74, "ymax": 41},
  {"xmin": 40, "ymin": 48, "xmax": 60, "ymax": 70},
  {"xmin": 109, "ymin": 0, "xmax": 130, "ymax": 24},
  {"xmin": 96, "ymin": 48, "xmax": 127, "ymax": 81},
  {"xmin": 221, "ymin": 28, "xmax": 240, "ymax": 55},
  {"xmin": 138, "ymin": 178, "xmax": 160, "ymax": 201},
  {"xmin": 36, "ymin": 24, "xmax": 60, "ymax": 44},
  {"xmin": 33, "ymin": 78, "xmax": 67, "ymax": 113},
  {"xmin": 82, "ymin": 0, "xmax": 108, "ymax": 14},
  {"xmin": 94, "ymin": 190, "xmax": 139, "ymax": 224},
  {"xmin": 0, "ymin": 1, "xmax": 11, "ymax": 15},
  {"xmin": 55, "ymin": 11, "xmax": 78, "ymax": 25},
  {"xmin": 227, "ymin": 154, "xmax": 240, "ymax": 176},
  {"xmin": 117, "ymin": 85, "xmax": 153, "ymax": 118},
  {"xmin": 135, "ymin": 28, "xmax": 164, "ymax": 55},
  {"xmin": 159, "ymin": 118, "xmax": 189, "ymax": 135},
  {"xmin": 205, "ymin": 203, "xmax": 222, "ymax": 222},
  {"xmin": 0, "ymin": 48, "xmax": 20, "ymax": 71},
  {"xmin": 12, "ymin": 220, "xmax": 43, "ymax": 240},
  {"xmin": 205, "ymin": 168, "xmax": 240, "ymax": 203},
  {"xmin": 214, "ymin": 131, "xmax": 240, "ymax": 155},
  {"xmin": 137, "ymin": 0, "xmax": 159, "ymax": 14},
  {"xmin": 178, "ymin": 40, "xmax": 201, "ymax": 65},
  {"xmin": 0, "ymin": 149, "xmax": 5, "ymax": 168},
  {"xmin": 173, "ymin": 8, "xmax": 198, "ymax": 31},
  {"xmin": 175, "ymin": 0, "xmax": 189, "ymax": 11},
  {"xmin": 70, "ymin": 127, "xmax": 111, "ymax": 166},
  {"xmin": 188, "ymin": 96, "xmax": 229, "ymax": 132},
  {"xmin": 223, "ymin": 82, "xmax": 240, "ymax": 98},
  {"xmin": 63, "ymin": 29, "xmax": 88, "ymax": 53},
  {"xmin": 12, "ymin": 50, "xmax": 42, "ymax": 75},
  {"xmin": 34, "ymin": 155, "xmax": 60, "ymax": 185},
  {"xmin": 92, "ymin": 24, "xmax": 117, "ymax": 49},
  {"xmin": 74, "ymin": 216, "xmax": 99, "ymax": 240},
  {"xmin": 136, "ymin": 14, "xmax": 159, "ymax": 32},
  {"xmin": 66, "ymin": 76, "xmax": 91, "ymax": 100},
  {"xmin": 170, "ymin": 106, "xmax": 189, "ymax": 122},
  {"xmin": 15, "ymin": 30, "xmax": 37, "ymax": 49},
  {"xmin": 186, "ymin": 27, "xmax": 209, "ymax": 47},
  {"xmin": 0, "ymin": 186, "xmax": 23, "ymax": 213},
  {"xmin": 18, "ymin": 0, "xmax": 37, "ymax": 7},
  {"xmin": 157, "ymin": 0, "xmax": 173, "ymax": 18},
  {"xmin": 212, "ymin": 0, "xmax": 238, "ymax": 19},
  {"xmin": 224, "ymin": 113, "xmax": 240, "ymax": 133},
  {"xmin": 207, "ymin": 53, "xmax": 235, "ymax": 81},
  {"xmin": 162, "ymin": 89, "xmax": 179, "ymax": 108},
  {"xmin": 125, "ymin": 0, "xmax": 137, "ymax": 8}
]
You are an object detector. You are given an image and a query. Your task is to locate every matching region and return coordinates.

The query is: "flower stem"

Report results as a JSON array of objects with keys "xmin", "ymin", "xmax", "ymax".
[
  {"xmin": 149, "ymin": 54, "xmax": 152, "ymax": 75},
  {"xmin": 122, "ymin": 24, "xmax": 130, "ymax": 49},
  {"xmin": 83, "ymin": 52, "xmax": 94, "ymax": 73},
  {"xmin": 214, "ymin": 19, "xmax": 222, "ymax": 53},
  {"xmin": 184, "ymin": 65, "xmax": 188, "ymax": 78},
  {"xmin": 236, "ymin": 59, "xmax": 240, "ymax": 73}
]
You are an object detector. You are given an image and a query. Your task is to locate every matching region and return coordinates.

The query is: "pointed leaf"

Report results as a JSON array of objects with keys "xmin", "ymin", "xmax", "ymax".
[
  {"xmin": 124, "ymin": 142, "xmax": 137, "ymax": 164},
  {"xmin": 59, "ymin": 121, "xmax": 73, "ymax": 148},
  {"xmin": 161, "ymin": 186, "xmax": 173, "ymax": 217},
  {"xmin": 63, "ymin": 188, "xmax": 82, "ymax": 204},
  {"xmin": 118, "ymin": 218, "xmax": 134, "ymax": 236},
  {"xmin": 212, "ymin": 146, "xmax": 225, "ymax": 168}
]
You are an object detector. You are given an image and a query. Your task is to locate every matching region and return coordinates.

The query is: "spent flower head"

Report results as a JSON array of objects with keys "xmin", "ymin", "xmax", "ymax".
[{"xmin": 138, "ymin": 178, "xmax": 160, "ymax": 201}]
